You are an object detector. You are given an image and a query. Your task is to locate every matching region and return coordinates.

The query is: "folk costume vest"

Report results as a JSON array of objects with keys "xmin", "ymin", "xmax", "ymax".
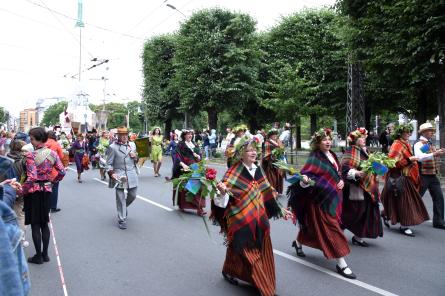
[{"xmin": 417, "ymin": 139, "xmax": 438, "ymax": 175}]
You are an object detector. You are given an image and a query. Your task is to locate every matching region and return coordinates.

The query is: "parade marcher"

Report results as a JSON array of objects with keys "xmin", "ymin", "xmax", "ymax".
[
  {"xmin": 287, "ymin": 128, "xmax": 356, "ymax": 279},
  {"xmin": 414, "ymin": 122, "xmax": 445, "ymax": 229},
  {"xmin": 58, "ymin": 132, "xmax": 71, "ymax": 167},
  {"xmin": 150, "ymin": 127, "xmax": 163, "ymax": 177},
  {"xmin": 209, "ymin": 129, "xmax": 217, "ymax": 158},
  {"xmin": 71, "ymin": 134, "xmax": 87, "ymax": 183},
  {"xmin": 88, "ymin": 130, "xmax": 98, "ymax": 169},
  {"xmin": 261, "ymin": 128, "xmax": 285, "ymax": 194},
  {"xmin": 225, "ymin": 124, "xmax": 247, "ymax": 168},
  {"xmin": 106, "ymin": 127, "xmax": 139, "ymax": 230},
  {"xmin": 341, "ymin": 128, "xmax": 383, "ymax": 247},
  {"xmin": 379, "ymin": 124, "xmax": 394, "ymax": 154},
  {"xmin": 380, "ymin": 123, "xmax": 429, "ymax": 236},
  {"xmin": 22, "ymin": 127, "xmax": 65, "ymax": 264},
  {"xmin": 97, "ymin": 131, "xmax": 110, "ymax": 181},
  {"xmin": 211, "ymin": 136, "xmax": 292, "ymax": 296},
  {"xmin": 45, "ymin": 131, "xmax": 64, "ymax": 213},
  {"xmin": 171, "ymin": 130, "xmax": 206, "ymax": 216}
]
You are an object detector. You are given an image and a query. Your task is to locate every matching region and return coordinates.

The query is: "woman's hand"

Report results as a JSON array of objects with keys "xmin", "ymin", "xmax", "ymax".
[
  {"xmin": 193, "ymin": 153, "xmax": 201, "ymax": 160},
  {"xmin": 216, "ymin": 182, "xmax": 227, "ymax": 195},
  {"xmin": 409, "ymin": 156, "xmax": 418, "ymax": 162},
  {"xmin": 301, "ymin": 175, "xmax": 310, "ymax": 184},
  {"xmin": 355, "ymin": 170, "xmax": 366, "ymax": 178},
  {"xmin": 181, "ymin": 163, "xmax": 190, "ymax": 171},
  {"xmin": 337, "ymin": 180, "xmax": 345, "ymax": 190},
  {"xmin": 282, "ymin": 208, "xmax": 294, "ymax": 221}
]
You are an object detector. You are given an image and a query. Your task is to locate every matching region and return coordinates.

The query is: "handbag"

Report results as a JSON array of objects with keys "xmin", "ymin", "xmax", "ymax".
[
  {"xmin": 386, "ymin": 169, "xmax": 404, "ymax": 197},
  {"xmin": 82, "ymin": 154, "xmax": 90, "ymax": 170}
]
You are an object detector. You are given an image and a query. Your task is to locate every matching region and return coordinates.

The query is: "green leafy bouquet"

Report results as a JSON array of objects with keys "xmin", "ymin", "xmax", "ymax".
[
  {"xmin": 273, "ymin": 160, "xmax": 315, "ymax": 186},
  {"xmin": 360, "ymin": 152, "xmax": 396, "ymax": 175},
  {"xmin": 170, "ymin": 160, "xmax": 218, "ymax": 203},
  {"xmin": 272, "ymin": 147, "xmax": 285, "ymax": 160}
]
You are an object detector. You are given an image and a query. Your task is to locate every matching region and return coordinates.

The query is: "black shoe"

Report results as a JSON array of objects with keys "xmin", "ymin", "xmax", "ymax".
[
  {"xmin": 382, "ymin": 217, "xmax": 390, "ymax": 229},
  {"xmin": 28, "ymin": 254, "xmax": 43, "ymax": 264},
  {"xmin": 222, "ymin": 272, "xmax": 238, "ymax": 285},
  {"xmin": 336, "ymin": 265, "xmax": 357, "ymax": 279},
  {"xmin": 118, "ymin": 222, "xmax": 127, "ymax": 230},
  {"xmin": 399, "ymin": 227, "xmax": 415, "ymax": 237},
  {"xmin": 352, "ymin": 237, "xmax": 369, "ymax": 247},
  {"xmin": 51, "ymin": 208, "xmax": 61, "ymax": 213},
  {"xmin": 42, "ymin": 254, "xmax": 50, "ymax": 262},
  {"xmin": 433, "ymin": 223, "xmax": 445, "ymax": 229},
  {"xmin": 292, "ymin": 241, "xmax": 306, "ymax": 257}
]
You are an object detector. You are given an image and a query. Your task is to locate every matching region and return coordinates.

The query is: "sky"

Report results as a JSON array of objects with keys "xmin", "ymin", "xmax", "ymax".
[{"xmin": 0, "ymin": 0, "xmax": 336, "ymax": 117}]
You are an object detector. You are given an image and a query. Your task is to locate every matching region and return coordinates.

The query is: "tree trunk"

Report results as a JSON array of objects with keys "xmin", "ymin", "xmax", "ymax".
[
  {"xmin": 438, "ymin": 74, "xmax": 445, "ymax": 175},
  {"xmin": 416, "ymin": 89, "xmax": 428, "ymax": 124},
  {"xmin": 248, "ymin": 118, "xmax": 259, "ymax": 133},
  {"xmin": 296, "ymin": 117, "xmax": 301, "ymax": 149},
  {"xmin": 365, "ymin": 102, "xmax": 372, "ymax": 146},
  {"xmin": 164, "ymin": 118, "xmax": 172, "ymax": 139},
  {"xmin": 207, "ymin": 109, "xmax": 218, "ymax": 130},
  {"xmin": 310, "ymin": 114, "xmax": 317, "ymax": 135}
]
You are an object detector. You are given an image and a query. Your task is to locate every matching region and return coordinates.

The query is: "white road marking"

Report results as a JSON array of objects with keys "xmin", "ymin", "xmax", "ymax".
[
  {"xmin": 93, "ymin": 178, "xmax": 173, "ymax": 212},
  {"xmin": 49, "ymin": 216, "xmax": 69, "ymax": 296},
  {"xmin": 273, "ymin": 249, "xmax": 399, "ymax": 296},
  {"xmin": 67, "ymin": 167, "xmax": 76, "ymax": 172}
]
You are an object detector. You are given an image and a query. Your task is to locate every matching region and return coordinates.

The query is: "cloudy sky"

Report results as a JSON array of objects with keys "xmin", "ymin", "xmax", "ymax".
[{"xmin": 0, "ymin": 0, "xmax": 335, "ymax": 117}]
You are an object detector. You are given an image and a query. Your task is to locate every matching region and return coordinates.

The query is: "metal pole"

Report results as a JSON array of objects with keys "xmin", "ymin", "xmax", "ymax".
[{"xmin": 79, "ymin": 28, "xmax": 82, "ymax": 82}]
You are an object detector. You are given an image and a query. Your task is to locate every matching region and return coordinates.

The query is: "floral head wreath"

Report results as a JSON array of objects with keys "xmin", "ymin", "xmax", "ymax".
[
  {"xmin": 232, "ymin": 124, "xmax": 248, "ymax": 135},
  {"xmin": 233, "ymin": 135, "xmax": 262, "ymax": 162},
  {"xmin": 267, "ymin": 128, "xmax": 279, "ymax": 138},
  {"xmin": 392, "ymin": 123, "xmax": 413, "ymax": 140},
  {"xmin": 348, "ymin": 127, "xmax": 368, "ymax": 143},
  {"xmin": 310, "ymin": 128, "xmax": 333, "ymax": 150}
]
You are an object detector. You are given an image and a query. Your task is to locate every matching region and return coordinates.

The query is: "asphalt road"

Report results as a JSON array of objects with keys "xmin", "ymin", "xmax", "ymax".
[{"xmin": 25, "ymin": 158, "xmax": 445, "ymax": 296}]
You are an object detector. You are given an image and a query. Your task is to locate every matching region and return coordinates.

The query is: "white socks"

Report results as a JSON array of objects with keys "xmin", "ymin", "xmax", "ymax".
[
  {"xmin": 336, "ymin": 257, "xmax": 352, "ymax": 275},
  {"xmin": 353, "ymin": 236, "xmax": 364, "ymax": 243}
]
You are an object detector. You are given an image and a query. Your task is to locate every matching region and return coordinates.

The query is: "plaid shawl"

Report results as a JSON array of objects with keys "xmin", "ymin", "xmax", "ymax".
[
  {"xmin": 341, "ymin": 145, "xmax": 379, "ymax": 202},
  {"xmin": 211, "ymin": 160, "xmax": 281, "ymax": 253},
  {"xmin": 388, "ymin": 139, "xmax": 420, "ymax": 190},
  {"xmin": 263, "ymin": 139, "xmax": 282, "ymax": 160},
  {"xmin": 288, "ymin": 150, "xmax": 342, "ymax": 222},
  {"xmin": 172, "ymin": 141, "xmax": 201, "ymax": 178}
]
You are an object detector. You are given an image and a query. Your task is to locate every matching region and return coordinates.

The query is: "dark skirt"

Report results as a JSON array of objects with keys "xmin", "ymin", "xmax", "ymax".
[
  {"xmin": 263, "ymin": 164, "xmax": 284, "ymax": 194},
  {"xmin": 24, "ymin": 191, "xmax": 51, "ymax": 225},
  {"xmin": 341, "ymin": 193, "xmax": 383, "ymax": 239},
  {"xmin": 172, "ymin": 189, "xmax": 206, "ymax": 211},
  {"xmin": 74, "ymin": 152, "xmax": 84, "ymax": 174},
  {"xmin": 223, "ymin": 234, "xmax": 276, "ymax": 296},
  {"xmin": 298, "ymin": 201, "xmax": 350, "ymax": 259},
  {"xmin": 381, "ymin": 176, "xmax": 429, "ymax": 226}
]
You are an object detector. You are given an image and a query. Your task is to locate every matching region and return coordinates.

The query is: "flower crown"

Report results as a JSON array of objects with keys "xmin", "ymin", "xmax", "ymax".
[
  {"xmin": 348, "ymin": 127, "xmax": 368, "ymax": 143},
  {"xmin": 310, "ymin": 128, "xmax": 333, "ymax": 150},
  {"xmin": 233, "ymin": 135, "xmax": 261, "ymax": 160},
  {"xmin": 232, "ymin": 124, "xmax": 248, "ymax": 134},
  {"xmin": 392, "ymin": 123, "xmax": 413, "ymax": 140}
]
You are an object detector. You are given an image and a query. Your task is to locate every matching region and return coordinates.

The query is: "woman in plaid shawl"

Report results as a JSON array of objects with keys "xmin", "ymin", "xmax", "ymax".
[
  {"xmin": 287, "ymin": 128, "xmax": 356, "ymax": 279},
  {"xmin": 380, "ymin": 124, "xmax": 429, "ymax": 237},
  {"xmin": 341, "ymin": 128, "xmax": 383, "ymax": 248},
  {"xmin": 172, "ymin": 130, "xmax": 206, "ymax": 216},
  {"xmin": 261, "ymin": 129, "xmax": 285, "ymax": 194},
  {"xmin": 211, "ymin": 135, "xmax": 292, "ymax": 296}
]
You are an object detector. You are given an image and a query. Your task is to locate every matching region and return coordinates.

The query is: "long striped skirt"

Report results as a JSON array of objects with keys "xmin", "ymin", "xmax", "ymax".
[
  {"xmin": 298, "ymin": 202, "xmax": 350, "ymax": 260},
  {"xmin": 222, "ymin": 234, "xmax": 276, "ymax": 296},
  {"xmin": 263, "ymin": 165, "xmax": 284, "ymax": 194},
  {"xmin": 381, "ymin": 176, "xmax": 429, "ymax": 226},
  {"xmin": 341, "ymin": 193, "xmax": 383, "ymax": 239}
]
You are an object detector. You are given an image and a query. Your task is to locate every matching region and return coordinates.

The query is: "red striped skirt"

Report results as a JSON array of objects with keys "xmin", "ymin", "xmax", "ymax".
[
  {"xmin": 222, "ymin": 234, "xmax": 276, "ymax": 296},
  {"xmin": 298, "ymin": 202, "xmax": 350, "ymax": 260},
  {"xmin": 381, "ymin": 176, "xmax": 429, "ymax": 226},
  {"xmin": 263, "ymin": 166, "xmax": 284, "ymax": 194}
]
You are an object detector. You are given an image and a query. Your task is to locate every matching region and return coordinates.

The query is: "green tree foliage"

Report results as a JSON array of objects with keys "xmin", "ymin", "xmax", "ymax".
[
  {"xmin": 175, "ymin": 8, "xmax": 261, "ymax": 129},
  {"xmin": 41, "ymin": 101, "xmax": 68, "ymax": 127},
  {"xmin": 0, "ymin": 106, "xmax": 10, "ymax": 124},
  {"xmin": 142, "ymin": 34, "xmax": 181, "ymax": 135},
  {"xmin": 90, "ymin": 102, "xmax": 143, "ymax": 132}
]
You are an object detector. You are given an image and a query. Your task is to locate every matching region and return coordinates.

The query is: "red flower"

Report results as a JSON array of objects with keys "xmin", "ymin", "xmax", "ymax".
[
  {"xmin": 205, "ymin": 168, "xmax": 217, "ymax": 180},
  {"xmin": 252, "ymin": 136, "xmax": 260, "ymax": 143}
]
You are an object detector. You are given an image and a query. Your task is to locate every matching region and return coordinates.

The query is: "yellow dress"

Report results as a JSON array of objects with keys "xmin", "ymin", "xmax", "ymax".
[{"xmin": 150, "ymin": 135, "xmax": 163, "ymax": 162}]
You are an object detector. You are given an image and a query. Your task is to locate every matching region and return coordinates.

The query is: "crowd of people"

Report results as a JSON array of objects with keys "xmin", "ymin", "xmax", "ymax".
[{"xmin": 0, "ymin": 120, "xmax": 444, "ymax": 296}]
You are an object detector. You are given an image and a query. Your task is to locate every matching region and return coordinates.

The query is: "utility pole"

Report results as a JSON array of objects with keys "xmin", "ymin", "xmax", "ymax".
[{"xmin": 75, "ymin": 0, "xmax": 85, "ymax": 82}]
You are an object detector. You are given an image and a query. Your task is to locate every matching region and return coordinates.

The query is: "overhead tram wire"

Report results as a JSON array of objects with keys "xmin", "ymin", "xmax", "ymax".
[
  {"xmin": 22, "ymin": 0, "xmax": 144, "ymax": 40},
  {"xmin": 36, "ymin": 0, "xmax": 94, "ymax": 59}
]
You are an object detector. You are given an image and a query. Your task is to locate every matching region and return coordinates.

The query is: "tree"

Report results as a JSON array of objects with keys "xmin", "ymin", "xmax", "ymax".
[
  {"xmin": 142, "ymin": 34, "xmax": 181, "ymax": 136},
  {"xmin": 41, "ymin": 101, "xmax": 68, "ymax": 127},
  {"xmin": 0, "ymin": 107, "xmax": 9, "ymax": 124},
  {"xmin": 337, "ymin": 0, "xmax": 445, "ymax": 168},
  {"xmin": 175, "ymin": 8, "xmax": 261, "ymax": 129},
  {"xmin": 262, "ymin": 9, "xmax": 347, "ymax": 144},
  {"xmin": 90, "ymin": 102, "xmax": 127, "ymax": 129}
]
